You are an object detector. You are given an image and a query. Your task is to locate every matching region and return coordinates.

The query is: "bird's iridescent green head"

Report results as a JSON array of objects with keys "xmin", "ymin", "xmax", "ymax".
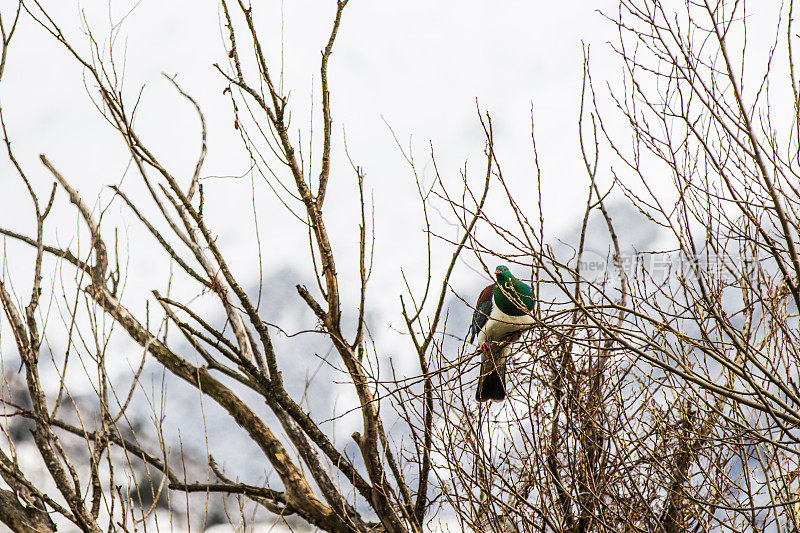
[
  {"xmin": 493, "ymin": 265, "xmax": 533, "ymax": 315},
  {"xmin": 494, "ymin": 265, "xmax": 513, "ymax": 284}
]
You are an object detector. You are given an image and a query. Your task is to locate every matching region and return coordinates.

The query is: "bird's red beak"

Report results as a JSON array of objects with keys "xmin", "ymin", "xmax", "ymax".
[{"xmin": 495, "ymin": 269, "xmax": 501, "ymax": 275}]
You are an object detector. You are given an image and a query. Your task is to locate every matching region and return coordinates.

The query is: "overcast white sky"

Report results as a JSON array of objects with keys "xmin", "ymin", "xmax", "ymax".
[
  {"xmin": 0, "ymin": 0, "xmax": 620, "ymax": 305},
  {"xmin": 0, "ymin": 3, "xmax": 649, "ymax": 468}
]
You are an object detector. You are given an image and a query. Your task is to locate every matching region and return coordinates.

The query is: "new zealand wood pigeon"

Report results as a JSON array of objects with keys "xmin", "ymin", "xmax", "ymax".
[{"xmin": 469, "ymin": 265, "xmax": 534, "ymax": 402}]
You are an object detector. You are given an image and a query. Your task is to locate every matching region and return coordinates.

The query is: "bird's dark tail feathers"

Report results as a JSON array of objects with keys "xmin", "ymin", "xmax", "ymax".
[{"xmin": 476, "ymin": 357, "xmax": 506, "ymax": 403}]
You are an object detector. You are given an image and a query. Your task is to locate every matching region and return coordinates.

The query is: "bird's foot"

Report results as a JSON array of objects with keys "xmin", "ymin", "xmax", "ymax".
[{"xmin": 480, "ymin": 342, "xmax": 489, "ymax": 354}]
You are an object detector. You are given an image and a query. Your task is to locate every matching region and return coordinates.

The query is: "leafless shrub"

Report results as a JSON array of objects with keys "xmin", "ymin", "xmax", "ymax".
[{"xmin": 420, "ymin": 1, "xmax": 800, "ymax": 532}]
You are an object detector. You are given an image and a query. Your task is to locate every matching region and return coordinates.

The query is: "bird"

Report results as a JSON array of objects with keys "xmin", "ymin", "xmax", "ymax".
[{"xmin": 468, "ymin": 265, "xmax": 534, "ymax": 402}]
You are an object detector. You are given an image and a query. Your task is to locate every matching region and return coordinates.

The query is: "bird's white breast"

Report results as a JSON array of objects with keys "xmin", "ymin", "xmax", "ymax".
[{"xmin": 474, "ymin": 304, "xmax": 534, "ymax": 346}]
